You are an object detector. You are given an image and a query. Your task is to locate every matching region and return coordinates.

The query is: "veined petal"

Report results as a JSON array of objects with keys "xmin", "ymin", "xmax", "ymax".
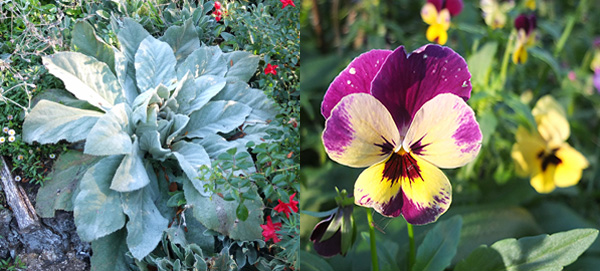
[
  {"xmin": 554, "ymin": 143, "xmax": 588, "ymax": 188},
  {"xmin": 354, "ymin": 152, "xmax": 451, "ymax": 225},
  {"xmin": 323, "ymin": 93, "xmax": 400, "ymax": 168},
  {"xmin": 421, "ymin": 3, "xmax": 439, "ymax": 25},
  {"xmin": 426, "ymin": 24, "xmax": 449, "ymax": 45},
  {"xmin": 511, "ymin": 126, "xmax": 546, "ymax": 176},
  {"xmin": 321, "ymin": 50, "xmax": 392, "ymax": 119},
  {"xmin": 403, "ymin": 94, "xmax": 482, "ymax": 169},
  {"xmin": 371, "ymin": 45, "xmax": 472, "ymax": 132},
  {"xmin": 532, "ymin": 95, "xmax": 569, "ymax": 147}
]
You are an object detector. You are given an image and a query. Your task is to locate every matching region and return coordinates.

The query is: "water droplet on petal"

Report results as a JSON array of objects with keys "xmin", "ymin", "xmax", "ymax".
[
  {"xmin": 423, "ymin": 54, "xmax": 428, "ymax": 59},
  {"xmin": 349, "ymin": 67, "xmax": 356, "ymax": 74},
  {"xmin": 347, "ymin": 80, "xmax": 351, "ymax": 84},
  {"xmin": 457, "ymin": 68, "xmax": 462, "ymax": 71}
]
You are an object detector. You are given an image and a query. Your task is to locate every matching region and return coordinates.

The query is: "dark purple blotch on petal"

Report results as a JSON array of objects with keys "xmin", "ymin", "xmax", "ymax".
[
  {"xmin": 410, "ymin": 135, "xmax": 431, "ymax": 156},
  {"xmin": 451, "ymin": 106, "xmax": 482, "ymax": 153},
  {"xmin": 321, "ymin": 49, "xmax": 392, "ymax": 119},
  {"xmin": 374, "ymin": 136, "xmax": 396, "ymax": 156},
  {"xmin": 371, "ymin": 45, "xmax": 472, "ymax": 132},
  {"xmin": 322, "ymin": 98, "xmax": 357, "ymax": 154},
  {"xmin": 401, "ymin": 189, "xmax": 450, "ymax": 225},
  {"xmin": 515, "ymin": 14, "xmax": 537, "ymax": 35},
  {"xmin": 382, "ymin": 152, "xmax": 422, "ymax": 186}
]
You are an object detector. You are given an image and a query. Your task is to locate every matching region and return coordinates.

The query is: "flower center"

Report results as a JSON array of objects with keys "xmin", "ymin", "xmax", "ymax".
[
  {"xmin": 382, "ymin": 149, "xmax": 422, "ymax": 186},
  {"xmin": 538, "ymin": 148, "xmax": 562, "ymax": 171}
]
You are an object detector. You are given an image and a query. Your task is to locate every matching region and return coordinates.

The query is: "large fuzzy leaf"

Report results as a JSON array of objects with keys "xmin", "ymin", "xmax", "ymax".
[
  {"xmin": 171, "ymin": 141, "xmax": 211, "ymax": 196},
  {"xmin": 165, "ymin": 113, "xmax": 189, "ymax": 146},
  {"xmin": 174, "ymin": 74, "xmax": 226, "ymax": 115},
  {"xmin": 90, "ymin": 229, "xmax": 132, "ymax": 271},
  {"xmin": 74, "ymin": 155, "xmax": 126, "ymax": 241},
  {"xmin": 121, "ymin": 184, "xmax": 169, "ymax": 260},
  {"xmin": 455, "ymin": 229, "xmax": 599, "ymax": 271},
  {"xmin": 177, "ymin": 46, "xmax": 227, "ymax": 79},
  {"xmin": 135, "ymin": 36, "xmax": 177, "ymax": 92},
  {"xmin": 183, "ymin": 179, "xmax": 263, "ymax": 241},
  {"xmin": 223, "ymin": 51, "xmax": 259, "ymax": 82},
  {"xmin": 42, "ymin": 52, "xmax": 124, "ymax": 111},
  {"xmin": 195, "ymin": 134, "xmax": 256, "ymax": 174},
  {"xmin": 117, "ymin": 18, "xmax": 150, "ymax": 66},
  {"xmin": 413, "ymin": 216, "xmax": 462, "ymax": 271},
  {"xmin": 71, "ymin": 20, "xmax": 115, "ymax": 73},
  {"xmin": 131, "ymin": 87, "xmax": 158, "ymax": 125},
  {"xmin": 35, "ymin": 150, "xmax": 102, "ymax": 217},
  {"xmin": 30, "ymin": 88, "xmax": 96, "ymax": 111},
  {"xmin": 159, "ymin": 18, "xmax": 200, "ymax": 67},
  {"xmin": 23, "ymin": 100, "xmax": 103, "ymax": 144},
  {"xmin": 110, "ymin": 138, "xmax": 152, "ymax": 192},
  {"xmin": 212, "ymin": 81, "xmax": 278, "ymax": 123},
  {"xmin": 185, "ymin": 101, "xmax": 252, "ymax": 139},
  {"xmin": 114, "ymin": 49, "xmax": 139, "ymax": 104},
  {"xmin": 84, "ymin": 103, "xmax": 133, "ymax": 156}
]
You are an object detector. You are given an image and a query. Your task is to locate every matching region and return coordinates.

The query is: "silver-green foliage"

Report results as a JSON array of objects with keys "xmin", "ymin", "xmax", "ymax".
[{"xmin": 24, "ymin": 18, "xmax": 277, "ymax": 266}]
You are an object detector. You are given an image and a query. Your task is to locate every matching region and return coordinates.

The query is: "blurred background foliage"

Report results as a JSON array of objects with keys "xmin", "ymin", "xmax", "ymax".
[{"xmin": 300, "ymin": 0, "xmax": 600, "ymax": 270}]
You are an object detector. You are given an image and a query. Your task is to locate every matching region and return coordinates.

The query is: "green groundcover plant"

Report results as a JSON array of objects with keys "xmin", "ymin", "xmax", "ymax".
[{"xmin": 23, "ymin": 16, "xmax": 280, "ymax": 268}]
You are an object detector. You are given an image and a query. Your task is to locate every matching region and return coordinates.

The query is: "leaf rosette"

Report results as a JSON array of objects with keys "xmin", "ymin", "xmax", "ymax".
[{"xmin": 24, "ymin": 18, "xmax": 277, "ymax": 265}]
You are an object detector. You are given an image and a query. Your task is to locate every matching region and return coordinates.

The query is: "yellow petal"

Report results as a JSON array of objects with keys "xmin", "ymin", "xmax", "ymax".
[
  {"xmin": 554, "ymin": 143, "xmax": 589, "ymax": 188},
  {"xmin": 533, "ymin": 95, "xmax": 570, "ymax": 147},
  {"xmin": 530, "ymin": 164, "xmax": 556, "ymax": 193},
  {"xmin": 426, "ymin": 24, "xmax": 449, "ymax": 45},
  {"xmin": 438, "ymin": 9, "xmax": 451, "ymax": 30},
  {"xmin": 511, "ymin": 126, "xmax": 545, "ymax": 176},
  {"xmin": 512, "ymin": 42, "xmax": 528, "ymax": 64},
  {"xmin": 525, "ymin": 0, "xmax": 536, "ymax": 10},
  {"xmin": 421, "ymin": 3, "xmax": 439, "ymax": 25}
]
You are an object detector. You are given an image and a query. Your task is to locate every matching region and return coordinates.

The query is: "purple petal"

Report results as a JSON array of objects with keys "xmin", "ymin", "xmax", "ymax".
[
  {"xmin": 370, "ymin": 45, "xmax": 472, "ymax": 133},
  {"xmin": 321, "ymin": 49, "xmax": 392, "ymax": 119},
  {"xmin": 445, "ymin": 0, "xmax": 463, "ymax": 16},
  {"xmin": 310, "ymin": 216, "xmax": 342, "ymax": 258},
  {"xmin": 427, "ymin": 0, "xmax": 443, "ymax": 11}
]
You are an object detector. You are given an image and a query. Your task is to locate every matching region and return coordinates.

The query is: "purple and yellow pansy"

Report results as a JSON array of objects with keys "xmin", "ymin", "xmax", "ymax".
[
  {"xmin": 321, "ymin": 44, "xmax": 482, "ymax": 225},
  {"xmin": 480, "ymin": 0, "xmax": 515, "ymax": 29},
  {"xmin": 512, "ymin": 95, "xmax": 589, "ymax": 194},
  {"xmin": 513, "ymin": 14, "xmax": 537, "ymax": 64},
  {"xmin": 421, "ymin": 0, "xmax": 463, "ymax": 45}
]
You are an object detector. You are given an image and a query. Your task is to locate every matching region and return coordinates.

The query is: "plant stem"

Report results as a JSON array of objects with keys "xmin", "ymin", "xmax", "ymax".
[
  {"xmin": 407, "ymin": 222, "xmax": 416, "ymax": 270},
  {"xmin": 499, "ymin": 30, "xmax": 515, "ymax": 87},
  {"xmin": 367, "ymin": 210, "xmax": 379, "ymax": 271}
]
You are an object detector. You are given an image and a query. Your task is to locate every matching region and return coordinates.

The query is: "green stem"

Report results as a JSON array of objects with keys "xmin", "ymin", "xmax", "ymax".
[
  {"xmin": 499, "ymin": 30, "xmax": 515, "ymax": 87},
  {"xmin": 554, "ymin": 15, "xmax": 576, "ymax": 57},
  {"xmin": 367, "ymin": 210, "xmax": 379, "ymax": 271},
  {"xmin": 407, "ymin": 223, "xmax": 416, "ymax": 270}
]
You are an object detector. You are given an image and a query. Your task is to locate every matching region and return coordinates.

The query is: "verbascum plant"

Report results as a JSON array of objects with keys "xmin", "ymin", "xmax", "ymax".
[{"xmin": 24, "ymin": 18, "xmax": 278, "ymax": 269}]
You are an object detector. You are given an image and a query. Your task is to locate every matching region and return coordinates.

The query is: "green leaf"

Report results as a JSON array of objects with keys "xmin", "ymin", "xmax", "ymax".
[
  {"xmin": 467, "ymin": 42, "xmax": 497, "ymax": 88},
  {"xmin": 174, "ymin": 74, "xmax": 226, "ymax": 115},
  {"xmin": 413, "ymin": 216, "xmax": 462, "ymax": 271},
  {"xmin": 530, "ymin": 47, "xmax": 561, "ymax": 80},
  {"xmin": 455, "ymin": 229, "xmax": 598, "ymax": 271},
  {"xmin": 23, "ymin": 100, "xmax": 104, "ymax": 144},
  {"xmin": 185, "ymin": 101, "xmax": 252, "ymax": 139},
  {"xmin": 114, "ymin": 49, "xmax": 139, "ymax": 104},
  {"xmin": 300, "ymin": 251, "xmax": 335, "ymax": 271},
  {"xmin": 166, "ymin": 114, "xmax": 190, "ymax": 146},
  {"xmin": 35, "ymin": 150, "xmax": 102, "ymax": 217},
  {"xmin": 171, "ymin": 141, "xmax": 211, "ymax": 196},
  {"xmin": 117, "ymin": 18, "xmax": 150, "ymax": 66},
  {"xmin": 223, "ymin": 51, "xmax": 259, "ymax": 82},
  {"xmin": 71, "ymin": 20, "xmax": 115, "ymax": 73},
  {"xmin": 159, "ymin": 19, "xmax": 200, "ymax": 67},
  {"xmin": 184, "ymin": 179, "xmax": 263, "ymax": 241},
  {"xmin": 131, "ymin": 87, "xmax": 158, "ymax": 124},
  {"xmin": 42, "ymin": 52, "xmax": 124, "ymax": 111},
  {"xmin": 176, "ymin": 46, "xmax": 227, "ymax": 79},
  {"xmin": 135, "ymin": 36, "xmax": 177, "ymax": 92},
  {"xmin": 236, "ymin": 202, "xmax": 249, "ymax": 221},
  {"xmin": 30, "ymin": 88, "xmax": 96, "ymax": 111},
  {"xmin": 90, "ymin": 229, "xmax": 131, "ymax": 271},
  {"xmin": 121, "ymin": 185, "xmax": 169, "ymax": 260},
  {"xmin": 110, "ymin": 138, "xmax": 152, "ymax": 192},
  {"xmin": 84, "ymin": 103, "xmax": 133, "ymax": 156},
  {"xmin": 74, "ymin": 155, "xmax": 126, "ymax": 241}
]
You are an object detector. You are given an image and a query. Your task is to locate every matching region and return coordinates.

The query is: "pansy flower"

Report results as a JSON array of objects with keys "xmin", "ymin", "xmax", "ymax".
[
  {"xmin": 260, "ymin": 215, "xmax": 282, "ymax": 243},
  {"xmin": 480, "ymin": 0, "xmax": 515, "ymax": 29},
  {"xmin": 421, "ymin": 0, "xmax": 463, "ymax": 45},
  {"xmin": 310, "ymin": 205, "xmax": 355, "ymax": 257},
  {"xmin": 321, "ymin": 44, "xmax": 482, "ymax": 225},
  {"xmin": 512, "ymin": 14, "xmax": 537, "ymax": 64},
  {"xmin": 264, "ymin": 63, "xmax": 278, "ymax": 75},
  {"xmin": 512, "ymin": 95, "xmax": 588, "ymax": 193},
  {"xmin": 273, "ymin": 192, "xmax": 299, "ymax": 218}
]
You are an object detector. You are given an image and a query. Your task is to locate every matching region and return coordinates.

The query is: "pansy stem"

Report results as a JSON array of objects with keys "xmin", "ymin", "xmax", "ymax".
[
  {"xmin": 367, "ymin": 210, "xmax": 379, "ymax": 271},
  {"xmin": 500, "ymin": 30, "xmax": 515, "ymax": 86},
  {"xmin": 407, "ymin": 223, "xmax": 416, "ymax": 270}
]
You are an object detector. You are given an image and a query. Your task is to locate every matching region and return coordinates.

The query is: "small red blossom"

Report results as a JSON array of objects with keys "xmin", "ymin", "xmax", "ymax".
[
  {"xmin": 261, "ymin": 216, "xmax": 282, "ymax": 243},
  {"xmin": 273, "ymin": 193, "xmax": 299, "ymax": 218},
  {"xmin": 280, "ymin": 0, "xmax": 296, "ymax": 9},
  {"xmin": 214, "ymin": 1, "xmax": 222, "ymax": 10},
  {"xmin": 265, "ymin": 63, "xmax": 278, "ymax": 75}
]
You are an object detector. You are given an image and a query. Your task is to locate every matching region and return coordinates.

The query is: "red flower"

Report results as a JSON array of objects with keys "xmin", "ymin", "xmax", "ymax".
[
  {"xmin": 280, "ymin": 0, "xmax": 296, "ymax": 9},
  {"xmin": 274, "ymin": 193, "xmax": 299, "ymax": 218},
  {"xmin": 261, "ymin": 216, "xmax": 282, "ymax": 243},
  {"xmin": 214, "ymin": 1, "xmax": 222, "ymax": 10},
  {"xmin": 213, "ymin": 10, "xmax": 222, "ymax": 22},
  {"xmin": 264, "ymin": 63, "xmax": 278, "ymax": 75}
]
